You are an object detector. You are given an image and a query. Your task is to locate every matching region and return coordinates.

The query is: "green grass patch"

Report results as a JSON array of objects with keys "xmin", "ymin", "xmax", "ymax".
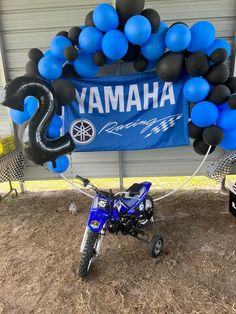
[{"xmin": 1, "ymin": 175, "xmax": 235, "ymax": 194}]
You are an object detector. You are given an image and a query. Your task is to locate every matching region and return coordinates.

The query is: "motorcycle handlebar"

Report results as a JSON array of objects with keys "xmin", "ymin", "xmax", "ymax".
[{"xmin": 76, "ymin": 175, "xmax": 90, "ymax": 187}]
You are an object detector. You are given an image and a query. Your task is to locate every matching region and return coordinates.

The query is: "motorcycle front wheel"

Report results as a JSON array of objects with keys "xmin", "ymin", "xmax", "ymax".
[{"xmin": 78, "ymin": 230, "xmax": 99, "ymax": 279}]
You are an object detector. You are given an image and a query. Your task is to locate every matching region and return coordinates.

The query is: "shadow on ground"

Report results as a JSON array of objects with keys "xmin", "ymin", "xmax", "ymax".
[{"xmin": 0, "ymin": 189, "xmax": 235, "ymax": 313}]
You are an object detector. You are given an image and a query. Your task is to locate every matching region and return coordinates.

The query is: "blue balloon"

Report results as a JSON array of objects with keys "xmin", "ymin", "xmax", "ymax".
[
  {"xmin": 158, "ymin": 21, "xmax": 169, "ymax": 37},
  {"xmin": 102, "ymin": 30, "xmax": 128, "ymax": 60},
  {"xmin": 44, "ymin": 50, "xmax": 67, "ymax": 66},
  {"xmin": 38, "ymin": 56, "xmax": 62, "ymax": 80},
  {"xmin": 165, "ymin": 24, "xmax": 191, "ymax": 52},
  {"xmin": 220, "ymin": 129, "xmax": 236, "ymax": 150},
  {"xmin": 74, "ymin": 50, "xmax": 99, "ymax": 78},
  {"xmin": 216, "ymin": 109, "xmax": 236, "ymax": 131},
  {"xmin": 191, "ymin": 101, "xmax": 219, "ymax": 127},
  {"xmin": 79, "ymin": 27, "xmax": 103, "ymax": 54},
  {"xmin": 218, "ymin": 103, "xmax": 231, "ymax": 112},
  {"xmin": 10, "ymin": 109, "xmax": 30, "ymax": 125},
  {"xmin": 47, "ymin": 126, "xmax": 61, "ymax": 139},
  {"xmin": 125, "ymin": 16, "xmax": 151, "ymax": 45},
  {"xmin": 205, "ymin": 38, "xmax": 231, "ymax": 58},
  {"xmin": 47, "ymin": 155, "xmax": 69, "ymax": 174},
  {"xmin": 183, "ymin": 77, "xmax": 210, "ymax": 102},
  {"xmin": 50, "ymin": 36, "xmax": 72, "ymax": 60},
  {"xmin": 187, "ymin": 21, "xmax": 215, "ymax": 52},
  {"xmin": 25, "ymin": 96, "xmax": 38, "ymax": 117},
  {"xmin": 141, "ymin": 32, "xmax": 166, "ymax": 60},
  {"xmin": 147, "ymin": 60, "xmax": 157, "ymax": 70},
  {"xmin": 93, "ymin": 4, "xmax": 119, "ymax": 32},
  {"xmin": 44, "ymin": 50, "xmax": 52, "ymax": 57},
  {"xmin": 50, "ymin": 114, "xmax": 63, "ymax": 129}
]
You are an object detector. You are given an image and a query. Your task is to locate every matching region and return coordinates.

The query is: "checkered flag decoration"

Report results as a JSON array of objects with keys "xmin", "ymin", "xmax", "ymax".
[
  {"xmin": 231, "ymin": 183, "xmax": 236, "ymax": 194},
  {"xmin": 0, "ymin": 150, "xmax": 26, "ymax": 183},
  {"xmin": 207, "ymin": 150, "xmax": 236, "ymax": 184},
  {"xmin": 229, "ymin": 181, "xmax": 236, "ymax": 217},
  {"xmin": 144, "ymin": 114, "xmax": 182, "ymax": 138}
]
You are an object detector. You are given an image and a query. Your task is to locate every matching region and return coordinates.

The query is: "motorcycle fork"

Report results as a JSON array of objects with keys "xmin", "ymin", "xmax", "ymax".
[{"xmin": 80, "ymin": 226, "xmax": 106, "ymax": 257}]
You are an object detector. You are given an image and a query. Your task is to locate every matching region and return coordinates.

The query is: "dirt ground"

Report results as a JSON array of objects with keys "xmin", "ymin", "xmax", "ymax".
[{"xmin": 0, "ymin": 189, "xmax": 236, "ymax": 314}]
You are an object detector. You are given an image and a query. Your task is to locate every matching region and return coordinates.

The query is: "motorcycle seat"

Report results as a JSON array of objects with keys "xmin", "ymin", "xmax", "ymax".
[
  {"xmin": 119, "ymin": 183, "xmax": 145, "ymax": 208},
  {"xmin": 126, "ymin": 183, "xmax": 144, "ymax": 197}
]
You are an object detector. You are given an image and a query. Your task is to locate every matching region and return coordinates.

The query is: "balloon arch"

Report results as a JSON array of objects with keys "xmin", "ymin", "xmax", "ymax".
[{"xmin": 1, "ymin": 0, "xmax": 236, "ymax": 174}]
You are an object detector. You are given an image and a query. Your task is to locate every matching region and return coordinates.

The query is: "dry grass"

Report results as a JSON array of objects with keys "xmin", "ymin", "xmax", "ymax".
[{"xmin": 0, "ymin": 189, "xmax": 236, "ymax": 313}]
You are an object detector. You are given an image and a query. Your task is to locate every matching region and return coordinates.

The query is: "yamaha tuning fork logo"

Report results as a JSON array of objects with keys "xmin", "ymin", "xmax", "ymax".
[{"xmin": 70, "ymin": 119, "xmax": 96, "ymax": 145}]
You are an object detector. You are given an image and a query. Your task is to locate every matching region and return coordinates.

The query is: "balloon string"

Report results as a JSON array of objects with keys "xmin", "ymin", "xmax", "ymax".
[
  {"xmin": 153, "ymin": 146, "xmax": 212, "ymax": 202},
  {"xmin": 60, "ymin": 173, "xmax": 94, "ymax": 199}
]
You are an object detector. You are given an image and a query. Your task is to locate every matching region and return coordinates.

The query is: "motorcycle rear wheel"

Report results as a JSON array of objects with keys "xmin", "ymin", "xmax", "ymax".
[
  {"xmin": 138, "ymin": 195, "xmax": 154, "ymax": 226},
  {"xmin": 78, "ymin": 230, "xmax": 99, "ymax": 279}
]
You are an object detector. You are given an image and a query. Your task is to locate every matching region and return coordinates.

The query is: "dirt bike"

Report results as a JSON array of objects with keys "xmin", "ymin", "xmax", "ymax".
[{"xmin": 76, "ymin": 175, "xmax": 163, "ymax": 279}]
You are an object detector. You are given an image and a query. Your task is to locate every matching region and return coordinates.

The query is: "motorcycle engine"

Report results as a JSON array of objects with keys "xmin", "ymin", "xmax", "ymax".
[{"xmin": 108, "ymin": 215, "xmax": 139, "ymax": 235}]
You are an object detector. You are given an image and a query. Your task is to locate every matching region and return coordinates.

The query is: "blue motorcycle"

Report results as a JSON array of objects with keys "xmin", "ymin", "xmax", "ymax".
[{"xmin": 76, "ymin": 175, "xmax": 163, "ymax": 279}]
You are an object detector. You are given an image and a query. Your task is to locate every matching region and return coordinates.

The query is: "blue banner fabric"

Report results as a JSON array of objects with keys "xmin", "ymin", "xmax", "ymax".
[{"xmin": 63, "ymin": 71, "xmax": 190, "ymax": 152}]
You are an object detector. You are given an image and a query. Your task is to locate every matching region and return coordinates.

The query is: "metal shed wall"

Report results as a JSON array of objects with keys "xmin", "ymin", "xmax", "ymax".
[{"xmin": 0, "ymin": 0, "xmax": 235, "ymax": 180}]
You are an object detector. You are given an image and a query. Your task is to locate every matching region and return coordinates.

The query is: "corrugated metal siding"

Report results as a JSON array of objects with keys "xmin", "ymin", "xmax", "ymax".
[
  {"xmin": 0, "ymin": 0, "xmax": 235, "ymax": 179},
  {"xmin": 0, "ymin": 87, "xmax": 11, "ymax": 137}
]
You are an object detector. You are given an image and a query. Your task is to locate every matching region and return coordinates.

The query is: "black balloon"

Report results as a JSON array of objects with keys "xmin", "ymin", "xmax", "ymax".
[
  {"xmin": 94, "ymin": 52, "xmax": 107, "ymax": 67},
  {"xmin": 184, "ymin": 50, "xmax": 191, "ymax": 58},
  {"xmin": 207, "ymin": 85, "xmax": 230, "ymax": 105},
  {"xmin": 189, "ymin": 122, "xmax": 204, "ymax": 140},
  {"xmin": 68, "ymin": 27, "xmax": 82, "ymax": 45},
  {"xmin": 205, "ymin": 64, "xmax": 230, "ymax": 85},
  {"xmin": 210, "ymin": 48, "xmax": 228, "ymax": 65},
  {"xmin": 156, "ymin": 52, "xmax": 185, "ymax": 82},
  {"xmin": 228, "ymin": 94, "xmax": 236, "ymax": 109},
  {"xmin": 142, "ymin": 8, "xmax": 160, "ymax": 33},
  {"xmin": 189, "ymin": 102, "xmax": 196, "ymax": 116},
  {"xmin": 85, "ymin": 11, "xmax": 95, "ymax": 27},
  {"xmin": 122, "ymin": 43, "xmax": 140, "ymax": 62},
  {"xmin": 185, "ymin": 52, "xmax": 210, "ymax": 76},
  {"xmin": 134, "ymin": 56, "xmax": 148, "ymax": 72},
  {"xmin": 56, "ymin": 105, "xmax": 63, "ymax": 116},
  {"xmin": 28, "ymin": 48, "xmax": 44, "ymax": 64},
  {"xmin": 25, "ymin": 61, "xmax": 39, "ymax": 77},
  {"xmin": 64, "ymin": 46, "xmax": 78, "ymax": 61},
  {"xmin": 193, "ymin": 140, "xmax": 216, "ymax": 155},
  {"xmin": 226, "ymin": 77, "xmax": 236, "ymax": 94},
  {"xmin": 203, "ymin": 126, "xmax": 224, "ymax": 146},
  {"xmin": 170, "ymin": 21, "xmax": 188, "ymax": 28},
  {"xmin": 52, "ymin": 79, "xmax": 76, "ymax": 106},
  {"xmin": 62, "ymin": 64, "xmax": 80, "ymax": 78},
  {"xmin": 116, "ymin": 0, "xmax": 145, "ymax": 21},
  {"xmin": 0, "ymin": 76, "xmax": 75, "ymax": 164},
  {"xmin": 56, "ymin": 31, "xmax": 68, "ymax": 37}
]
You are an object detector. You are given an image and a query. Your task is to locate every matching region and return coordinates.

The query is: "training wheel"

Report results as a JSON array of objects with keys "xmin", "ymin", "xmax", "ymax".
[{"xmin": 149, "ymin": 234, "xmax": 163, "ymax": 258}]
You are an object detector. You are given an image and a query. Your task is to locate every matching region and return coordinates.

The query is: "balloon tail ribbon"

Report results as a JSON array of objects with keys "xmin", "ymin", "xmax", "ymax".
[{"xmin": 59, "ymin": 146, "xmax": 211, "ymax": 202}]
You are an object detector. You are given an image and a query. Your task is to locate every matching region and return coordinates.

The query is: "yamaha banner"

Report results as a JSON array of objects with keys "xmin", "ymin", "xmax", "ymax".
[{"xmin": 63, "ymin": 72, "xmax": 190, "ymax": 152}]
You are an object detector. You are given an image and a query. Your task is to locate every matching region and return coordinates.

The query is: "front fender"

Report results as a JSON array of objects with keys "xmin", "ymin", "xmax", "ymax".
[{"xmin": 88, "ymin": 208, "xmax": 110, "ymax": 233}]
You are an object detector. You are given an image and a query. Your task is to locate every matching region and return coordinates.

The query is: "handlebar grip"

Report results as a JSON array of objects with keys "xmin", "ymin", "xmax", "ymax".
[
  {"xmin": 76, "ymin": 175, "xmax": 90, "ymax": 187},
  {"xmin": 76, "ymin": 175, "xmax": 85, "ymax": 181}
]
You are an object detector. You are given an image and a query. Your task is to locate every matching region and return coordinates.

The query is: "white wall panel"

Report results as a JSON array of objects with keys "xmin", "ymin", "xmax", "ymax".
[{"xmin": 0, "ymin": 88, "xmax": 11, "ymax": 137}]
